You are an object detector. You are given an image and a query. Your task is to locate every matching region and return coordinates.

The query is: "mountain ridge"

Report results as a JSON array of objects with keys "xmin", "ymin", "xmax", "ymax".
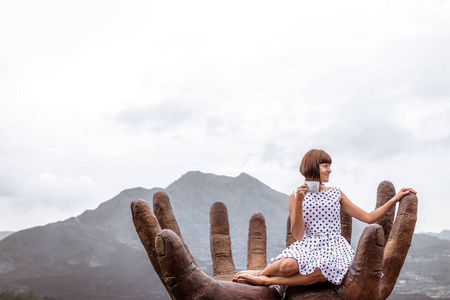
[
  {"xmin": 0, "ymin": 171, "xmax": 289, "ymax": 300},
  {"xmin": 0, "ymin": 231, "xmax": 14, "ymax": 241},
  {"xmin": 0, "ymin": 171, "xmax": 448, "ymax": 299}
]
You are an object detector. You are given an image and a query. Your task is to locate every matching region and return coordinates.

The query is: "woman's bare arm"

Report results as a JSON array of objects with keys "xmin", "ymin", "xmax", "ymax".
[
  {"xmin": 340, "ymin": 188, "xmax": 416, "ymax": 224},
  {"xmin": 289, "ymin": 184, "xmax": 308, "ymax": 240}
]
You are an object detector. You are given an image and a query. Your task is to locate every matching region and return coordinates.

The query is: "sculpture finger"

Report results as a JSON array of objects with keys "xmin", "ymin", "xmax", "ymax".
[
  {"xmin": 340, "ymin": 209, "xmax": 352, "ymax": 245},
  {"xmin": 152, "ymin": 191, "xmax": 197, "ymax": 266},
  {"xmin": 130, "ymin": 199, "xmax": 169, "ymax": 293},
  {"xmin": 210, "ymin": 202, "xmax": 236, "ymax": 280},
  {"xmin": 285, "ymin": 216, "xmax": 295, "ymax": 247},
  {"xmin": 380, "ymin": 193, "xmax": 418, "ymax": 299},
  {"xmin": 157, "ymin": 229, "xmax": 279, "ymax": 300},
  {"xmin": 247, "ymin": 213, "xmax": 267, "ymax": 271},
  {"xmin": 375, "ymin": 181, "xmax": 396, "ymax": 244},
  {"xmin": 338, "ymin": 224, "xmax": 385, "ymax": 300}
]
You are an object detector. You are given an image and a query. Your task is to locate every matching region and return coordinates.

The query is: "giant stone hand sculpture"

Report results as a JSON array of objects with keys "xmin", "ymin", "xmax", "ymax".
[{"xmin": 131, "ymin": 181, "xmax": 417, "ymax": 300}]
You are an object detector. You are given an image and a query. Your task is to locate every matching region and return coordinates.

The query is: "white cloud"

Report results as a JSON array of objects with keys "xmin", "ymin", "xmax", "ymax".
[
  {"xmin": 0, "ymin": 0, "xmax": 449, "ymax": 233},
  {"xmin": 30, "ymin": 173, "xmax": 97, "ymax": 211},
  {"xmin": 0, "ymin": 172, "xmax": 102, "ymax": 230}
]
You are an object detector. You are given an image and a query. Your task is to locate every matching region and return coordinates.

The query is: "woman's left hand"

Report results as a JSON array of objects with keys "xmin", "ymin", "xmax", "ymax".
[{"xmin": 394, "ymin": 187, "xmax": 417, "ymax": 202}]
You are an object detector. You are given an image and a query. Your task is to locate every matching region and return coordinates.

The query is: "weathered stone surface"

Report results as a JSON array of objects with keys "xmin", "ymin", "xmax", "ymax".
[
  {"xmin": 381, "ymin": 193, "xmax": 418, "ymax": 299},
  {"xmin": 247, "ymin": 213, "xmax": 267, "ymax": 271},
  {"xmin": 375, "ymin": 181, "xmax": 396, "ymax": 245},
  {"xmin": 131, "ymin": 181, "xmax": 418, "ymax": 300},
  {"xmin": 340, "ymin": 209, "xmax": 353, "ymax": 245},
  {"xmin": 210, "ymin": 202, "xmax": 236, "ymax": 280},
  {"xmin": 286, "ymin": 216, "xmax": 296, "ymax": 247}
]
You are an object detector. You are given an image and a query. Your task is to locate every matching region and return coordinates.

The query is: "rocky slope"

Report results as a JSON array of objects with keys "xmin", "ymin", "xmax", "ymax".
[
  {"xmin": 0, "ymin": 171, "xmax": 448, "ymax": 299},
  {"xmin": 0, "ymin": 172, "xmax": 290, "ymax": 300}
]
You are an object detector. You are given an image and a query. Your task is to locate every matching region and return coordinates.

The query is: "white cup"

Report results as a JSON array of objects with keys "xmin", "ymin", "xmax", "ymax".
[{"xmin": 306, "ymin": 181, "xmax": 320, "ymax": 193}]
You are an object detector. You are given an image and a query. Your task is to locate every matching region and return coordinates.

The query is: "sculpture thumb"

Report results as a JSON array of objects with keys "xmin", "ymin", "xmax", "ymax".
[
  {"xmin": 338, "ymin": 224, "xmax": 384, "ymax": 300},
  {"xmin": 130, "ymin": 199, "xmax": 170, "ymax": 294},
  {"xmin": 156, "ymin": 229, "xmax": 279, "ymax": 300}
]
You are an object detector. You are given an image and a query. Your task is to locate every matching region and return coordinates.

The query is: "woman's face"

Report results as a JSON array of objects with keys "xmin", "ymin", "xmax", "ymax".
[{"xmin": 319, "ymin": 163, "xmax": 332, "ymax": 183}]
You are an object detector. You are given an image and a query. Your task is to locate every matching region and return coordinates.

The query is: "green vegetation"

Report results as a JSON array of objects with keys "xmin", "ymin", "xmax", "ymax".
[{"xmin": 0, "ymin": 291, "xmax": 57, "ymax": 300}]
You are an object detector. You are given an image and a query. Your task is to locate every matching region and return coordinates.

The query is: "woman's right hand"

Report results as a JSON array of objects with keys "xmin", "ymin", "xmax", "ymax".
[{"xmin": 296, "ymin": 183, "xmax": 308, "ymax": 202}]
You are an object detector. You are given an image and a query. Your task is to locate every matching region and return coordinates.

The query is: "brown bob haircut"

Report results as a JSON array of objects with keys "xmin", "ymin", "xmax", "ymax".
[{"xmin": 299, "ymin": 149, "xmax": 332, "ymax": 182}]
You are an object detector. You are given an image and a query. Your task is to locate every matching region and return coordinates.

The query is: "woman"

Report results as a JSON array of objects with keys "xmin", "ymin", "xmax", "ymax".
[{"xmin": 233, "ymin": 149, "xmax": 416, "ymax": 289}]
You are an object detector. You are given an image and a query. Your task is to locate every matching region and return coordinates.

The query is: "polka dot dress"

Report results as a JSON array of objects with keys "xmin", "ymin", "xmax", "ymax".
[{"xmin": 271, "ymin": 187, "xmax": 354, "ymax": 285}]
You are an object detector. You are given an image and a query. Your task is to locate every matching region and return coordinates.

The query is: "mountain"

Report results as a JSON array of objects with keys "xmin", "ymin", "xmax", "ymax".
[
  {"xmin": 0, "ymin": 171, "xmax": 448, "ymax": 299},
  {"xmin": 165, "ymin": 171, "xmax": 289, "ymax": 263},
  {"xmin": 424, "ymin": 230, "xmax": 450, "ymax": 241},
  {"xmin": 0, "ymin": 187, "xmax": 166, "ymax": 300},
  {"xmin": 0, "ymin": 232, "xmax": 14, "ymax": 241},
  {"xmin": 0, "ymin": 172, "xmax": 289, "ymax": 300},
  {"xmin": 392, "ymin": 234, "xmax": 450, "ymax": 299}
]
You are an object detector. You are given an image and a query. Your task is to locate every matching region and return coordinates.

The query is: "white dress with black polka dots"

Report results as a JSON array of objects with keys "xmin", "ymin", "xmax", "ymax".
[{"xmin": 271, "ymin": 187, "xmax": 355, "ymax": 285}]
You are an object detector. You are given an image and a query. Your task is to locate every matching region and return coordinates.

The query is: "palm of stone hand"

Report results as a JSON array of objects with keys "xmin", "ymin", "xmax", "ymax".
[{"xmin": 131, "ymin": 181, "xmax": 417, "ymax": 300}]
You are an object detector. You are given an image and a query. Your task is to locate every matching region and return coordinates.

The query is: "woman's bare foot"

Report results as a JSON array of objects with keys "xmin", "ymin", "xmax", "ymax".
[
  {"xmin": 232, "ymin": 270, "xmax": 261, "ymax": 282},
  {"xmin": 235, "ymin": 274, "xmax": 268, "ymax": 286}
]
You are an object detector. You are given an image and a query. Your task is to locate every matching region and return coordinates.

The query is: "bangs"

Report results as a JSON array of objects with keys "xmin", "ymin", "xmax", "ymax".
[{"xmin": 318, "ymin": 151, "xmax": 332, "ymax": 165}]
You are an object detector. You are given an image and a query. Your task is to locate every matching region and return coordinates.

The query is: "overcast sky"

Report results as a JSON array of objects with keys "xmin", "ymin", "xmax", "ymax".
[{"xmin": 1, "ymin": 0, "xmax": 449, "ymax": 233}]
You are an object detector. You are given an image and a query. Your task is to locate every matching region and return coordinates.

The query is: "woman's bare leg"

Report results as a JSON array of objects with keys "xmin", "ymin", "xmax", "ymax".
[
  {"xmin": 233, "ymin": 270, "xmax": 260, "ymax": 277},
  {"xmin": 260, "ymin": 258, "xmax": 299, "ymax": 277},
  {"xmin": 236, "ymin": 267, "xmax": 327, "ymax": 286},
  {"xmin": 233, "ymin": 258, "xmax": 299, "ymax": 281}
]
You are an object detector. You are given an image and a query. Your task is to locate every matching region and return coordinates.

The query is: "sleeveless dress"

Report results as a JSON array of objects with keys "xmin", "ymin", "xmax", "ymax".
[{"xmin": 271, "ymin": 187, "xmax": 354, "ymax": 285}]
